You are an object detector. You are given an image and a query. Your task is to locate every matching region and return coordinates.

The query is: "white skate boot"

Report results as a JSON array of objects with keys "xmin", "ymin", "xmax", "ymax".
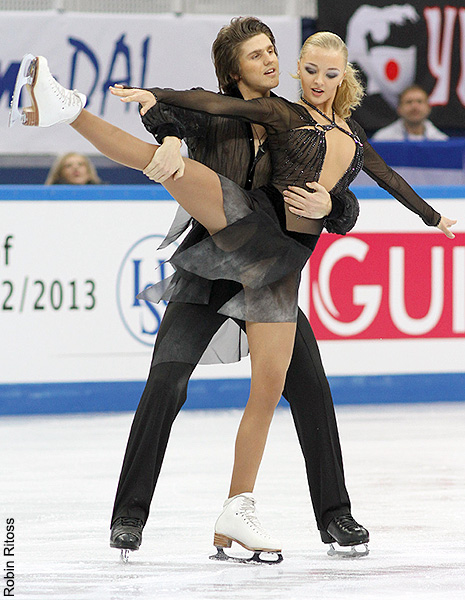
[
  {"xmin": 9, "ymin": 54, "xmax": 86, "ymax": 127},
  {"xmin": 209, "ymin": 493, "xmax": 283, "ymax": 564}
]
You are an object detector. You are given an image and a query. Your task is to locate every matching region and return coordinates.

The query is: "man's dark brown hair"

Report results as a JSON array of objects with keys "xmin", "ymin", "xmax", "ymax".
[{"xmin": 212, "ymin": 16, "xmax": 277, "ymax": 94}]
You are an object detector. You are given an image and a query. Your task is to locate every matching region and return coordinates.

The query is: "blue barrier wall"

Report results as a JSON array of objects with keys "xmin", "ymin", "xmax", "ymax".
[{"xmin": 1, "ymin": 373, "xmax": 465, "ymax": 416}]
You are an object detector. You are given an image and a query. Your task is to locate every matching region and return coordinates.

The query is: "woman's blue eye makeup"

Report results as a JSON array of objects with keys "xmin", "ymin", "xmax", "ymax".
[{"xmin": 304, "ymin": 65, "xmax": 340, "ymax": 78}]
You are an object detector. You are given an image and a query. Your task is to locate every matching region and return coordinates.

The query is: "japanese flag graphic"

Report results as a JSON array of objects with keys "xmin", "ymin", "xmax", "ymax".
[
  {"xmin": 346, "ymin": 4, "xmax": 419, "ymax": 107},
  {"xmin": 366, "ymin": 46, "xmax": 417, "ymax": 107}
]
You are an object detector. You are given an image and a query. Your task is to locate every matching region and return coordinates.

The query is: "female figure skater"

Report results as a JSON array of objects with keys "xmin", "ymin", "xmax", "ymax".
[{"xmin": 10, "ymin": 31, "xmax": 455, "ymax": 562}]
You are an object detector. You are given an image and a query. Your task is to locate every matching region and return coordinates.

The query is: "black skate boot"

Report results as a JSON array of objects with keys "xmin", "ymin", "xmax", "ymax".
[
  {"xmin": 110, "ymin": 517, "xmax": 143, "ymax": 562},
  {"xmin": 321, "ymin": 514, "xmax": 369, "ymax": 557}
]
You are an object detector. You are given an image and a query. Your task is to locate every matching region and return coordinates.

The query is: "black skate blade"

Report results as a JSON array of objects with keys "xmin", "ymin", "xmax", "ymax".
[
  {"xmin": 209, "ymin": 546, "xmax": 283, "ymax": 564},
  {"xmin": 327, "ymin": 542, "xmax": 369, "ymax": 558},
  {"xmin": 111, "ymin": 543, "xmax": 138, "ymax": 563}
]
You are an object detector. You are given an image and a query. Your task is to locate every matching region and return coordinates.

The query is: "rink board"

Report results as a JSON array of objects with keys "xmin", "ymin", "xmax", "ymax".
[{"xmin": 1, "ymin": 185, "xmax": 465, "ymax": 414}]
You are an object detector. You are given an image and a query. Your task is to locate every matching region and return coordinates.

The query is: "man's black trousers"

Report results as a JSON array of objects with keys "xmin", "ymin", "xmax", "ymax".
[{"xmin": 111, "ymin": 286, "xmax": 351, "ymax": 533}]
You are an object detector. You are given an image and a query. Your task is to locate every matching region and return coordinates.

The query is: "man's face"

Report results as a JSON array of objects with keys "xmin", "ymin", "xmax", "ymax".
[
  {"xmin": 234, "ymin": 33, "xmax": 279, "ymax": 96},
  {"xmin": 397, "ymin": 89, "xmax": 431, "ymax": 126}
]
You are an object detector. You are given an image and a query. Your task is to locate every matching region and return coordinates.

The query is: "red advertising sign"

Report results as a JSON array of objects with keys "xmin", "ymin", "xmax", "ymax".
[{"xmin": 309, "ymin": 233, "xmax": 465, "ymax": 339}]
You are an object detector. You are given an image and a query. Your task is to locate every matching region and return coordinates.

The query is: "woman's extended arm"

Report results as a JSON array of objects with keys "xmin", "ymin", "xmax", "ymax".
[
  {"xmin": 351, "ymin": 120, "xmax": 456, "ymax": 238},
  {"xmin": 111, "ymin": 84, "xmax": 207, "ymax": 141},
  {"xmin": 110, "ymin": 85, "xmax": 283, "ymax": 133}
]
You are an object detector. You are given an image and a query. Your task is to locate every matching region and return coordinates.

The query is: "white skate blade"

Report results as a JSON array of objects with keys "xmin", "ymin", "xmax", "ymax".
[
  {"xmin": 210, "ymin": 546, "xmax": 283, "ymax": 565},
  {"xmin": 327, "ymin": 542, "xmax": 369, "ymax": 558},
  {"xmin": 8, "ymin": 54, "xmax": 36, "ymax": 127},
  {"xmin": 120, "ymin": 549, "xmax": 130, "ymax": 563}
]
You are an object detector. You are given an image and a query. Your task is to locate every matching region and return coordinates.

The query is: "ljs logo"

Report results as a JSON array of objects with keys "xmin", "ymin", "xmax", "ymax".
[{"xmin": 116, "ymin": 235, "xmax": 175, "ymax": 346}]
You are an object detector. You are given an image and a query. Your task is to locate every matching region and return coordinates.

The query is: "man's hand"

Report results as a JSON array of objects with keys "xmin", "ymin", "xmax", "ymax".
[
  {"xmin": 283, "ymin": 181, "xmax": 332, "ymax": 219},
  {"xmin": 437, "ymin": 216, "xmax": 457, "ymax": 239},
  {"xmin": 143, "ymin": 137, "xmax": 185, "ymax": 183},
  {"xmin": 109, "ymin": 85, "xmax": 156, "ymax": 115}
]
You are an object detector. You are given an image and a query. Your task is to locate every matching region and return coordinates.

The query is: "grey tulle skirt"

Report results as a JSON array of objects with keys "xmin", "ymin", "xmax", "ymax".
[{"xmin": 138, "ymin": 175, "xmax": 319, "ymax": 364}]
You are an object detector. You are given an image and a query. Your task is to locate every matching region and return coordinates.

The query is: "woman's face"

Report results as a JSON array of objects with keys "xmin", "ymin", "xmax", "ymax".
[
  {"xmin": 60, "ymin": 154, "xmax": 91, "ymax": 184},
  {"xmin": 298, "ymin": 46, "xmax": 345, "ymax": 108}
]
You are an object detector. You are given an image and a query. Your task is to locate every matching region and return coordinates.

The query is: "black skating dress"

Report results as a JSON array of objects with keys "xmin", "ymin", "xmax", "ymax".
[{"xmin": 138, "ymin": 90, "xmax": 441, "ymax": 361}]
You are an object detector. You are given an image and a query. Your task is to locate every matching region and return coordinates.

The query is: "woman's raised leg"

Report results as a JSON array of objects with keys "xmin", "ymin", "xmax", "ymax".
[
  {"xmin": 71, "ymin": 110, "xmax": 155, "ymax": 171},
  {"xmin": 12, "ymin": 54, "xmax": 227, "ymax": 235},
  {"xmin": 71, "ymin": 110, "xmax": 227, "ymax": 234}
]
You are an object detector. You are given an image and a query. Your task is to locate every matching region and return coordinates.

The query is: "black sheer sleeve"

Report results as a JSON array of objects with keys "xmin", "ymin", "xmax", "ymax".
[
  {"xmin": 326, "ymin": 188, "xmax": 360, "ymax": 235},
  {"xmin": 350, "ymin": 120, "xmax": 441, "ymax": 227},
  {"xmin": 142, "ymin": 88, "xmax": 209, "ymax": 142},
  {"xmin": 148, "ymin": 87, "xmax": 290, "ymax": 134},
  {"xmin": 152, "ymin": 121, "xmax": 184, "ymax": 144}
]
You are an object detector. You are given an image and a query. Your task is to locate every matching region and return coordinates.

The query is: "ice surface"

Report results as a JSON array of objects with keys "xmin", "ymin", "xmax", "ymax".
[{"xmin": 1, "ymin": 403, "xmax": 464, "ymax": 599}]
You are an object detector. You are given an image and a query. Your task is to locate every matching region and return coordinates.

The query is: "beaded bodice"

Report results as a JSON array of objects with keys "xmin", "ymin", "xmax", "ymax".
[
  {"xmin": 265, "ymin": 102, "xmax": 364, "ymax": 232},
  {"xmin": 150, "ymin": 87, "xmax": 441, "ymax": 229},
  {"xmin": 268, "ymin": 123, "xmax": 363, "ymax": 195}
]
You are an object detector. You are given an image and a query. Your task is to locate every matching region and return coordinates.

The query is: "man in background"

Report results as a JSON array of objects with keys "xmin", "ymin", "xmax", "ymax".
[{"xmin": 372, "ymin": 85, "xmax": 448, "ymax": 141}]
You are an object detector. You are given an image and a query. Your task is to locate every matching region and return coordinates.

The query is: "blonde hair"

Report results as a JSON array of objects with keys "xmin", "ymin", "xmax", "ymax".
[
  {"xmin": 45, "ymin": 152, "xmax": 102, "ymax": 185},
  {"xmin": 298, "ymin": 31, "xmax": 364, "ymax": 119}
]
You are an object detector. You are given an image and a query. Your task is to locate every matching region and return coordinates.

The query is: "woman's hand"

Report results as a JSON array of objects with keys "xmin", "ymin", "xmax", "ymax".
[
  {"xmin": 437, "ymin": 216, "xmax": 457, "ymax": 239},
  {"xmin": 143, "ymin": 137, "xmax": 185, "ymax": 183},
  {"xmin": 109, "ymin": 84, "xmax": 156, "ymax": 115},
  {"xmin": 283, "ymin": 181, "xmax": 331, "ymax": 219}
]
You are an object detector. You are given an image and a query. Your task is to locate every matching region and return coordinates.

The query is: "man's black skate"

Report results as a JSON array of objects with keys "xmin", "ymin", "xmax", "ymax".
[
  {"xmin": 321, "ymin": 514, "xmax": 369, "ymax": 557},
  {"xmin": 110, "ymin": 517, "xmax": 143, "ymax": 562}
]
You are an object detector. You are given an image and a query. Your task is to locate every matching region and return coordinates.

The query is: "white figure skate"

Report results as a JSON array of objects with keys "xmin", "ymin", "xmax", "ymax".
[
  {"xmin": 8, "ymin": 54, "xmax": 86, "ymax": 127},
  {"xmin": 209, "ymin": 493, "xmax": 283, "ymax": 564}
]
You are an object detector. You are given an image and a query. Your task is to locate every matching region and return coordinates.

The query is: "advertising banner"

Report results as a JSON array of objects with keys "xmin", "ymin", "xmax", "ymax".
[
  {"xmin": 317, "ymin": 1, "xmax": 465, "ymax": 132},
  {"xmin": 307, "ymin": 191, "xmax": 465, "ymax": 377},
  {"xmin": 0, "ymin": 186, "xmax": 252, "ymax": 386},
  {"xmin": 0, "ymin": 12, "xmax": 300, "ymax": 156},
  {"xmin": 310, "ymin": 232, "xmax": 465, "ymax": 340},
  {"xmin": 1, "ymin": 186, "xmax": 464, "ymax": 412}
]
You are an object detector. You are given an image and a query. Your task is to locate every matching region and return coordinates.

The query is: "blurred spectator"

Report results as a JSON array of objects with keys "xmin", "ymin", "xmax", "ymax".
[
  {"xmin": 372, "ymin": 85, "xmax": 448, "ymax": 141},
  {"xmin": 45, "ymin": 152, "xmax": 102, "ymax": 184}
]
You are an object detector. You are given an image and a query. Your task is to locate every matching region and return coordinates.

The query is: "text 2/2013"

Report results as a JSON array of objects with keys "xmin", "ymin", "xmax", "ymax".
[{"xmin": 1, "ymin": 278, "xmax": 96, "ymax": 311}]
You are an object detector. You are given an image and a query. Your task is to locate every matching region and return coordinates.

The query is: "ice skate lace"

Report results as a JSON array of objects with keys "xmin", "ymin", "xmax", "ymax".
[
  {"xmin": 333, "ymin": 514, "xmax": 362, "ymax": 532},
  {"xmin": 47, "ymin": 72, "xmax": 81, "ymax": 107},
  {"xmin": 118, "ymin": 517, "xmax": 143, "ymax": 529},
  {"xmin": 238, "ymin": 497, "xmax": 271, "ymax": 538}
]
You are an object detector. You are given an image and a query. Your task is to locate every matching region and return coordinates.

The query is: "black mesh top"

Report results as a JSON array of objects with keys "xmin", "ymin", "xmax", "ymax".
[
  {"xmin": 147, "ymin": 88, "xmax": 441, "ymax": 228},
  {"xmin": 142, "ymin": 88, "xmax": 363, "ymax": 235},
  {"xmin": 143, "ymin": 88, "xmax": 273, "ymax": 191}
]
